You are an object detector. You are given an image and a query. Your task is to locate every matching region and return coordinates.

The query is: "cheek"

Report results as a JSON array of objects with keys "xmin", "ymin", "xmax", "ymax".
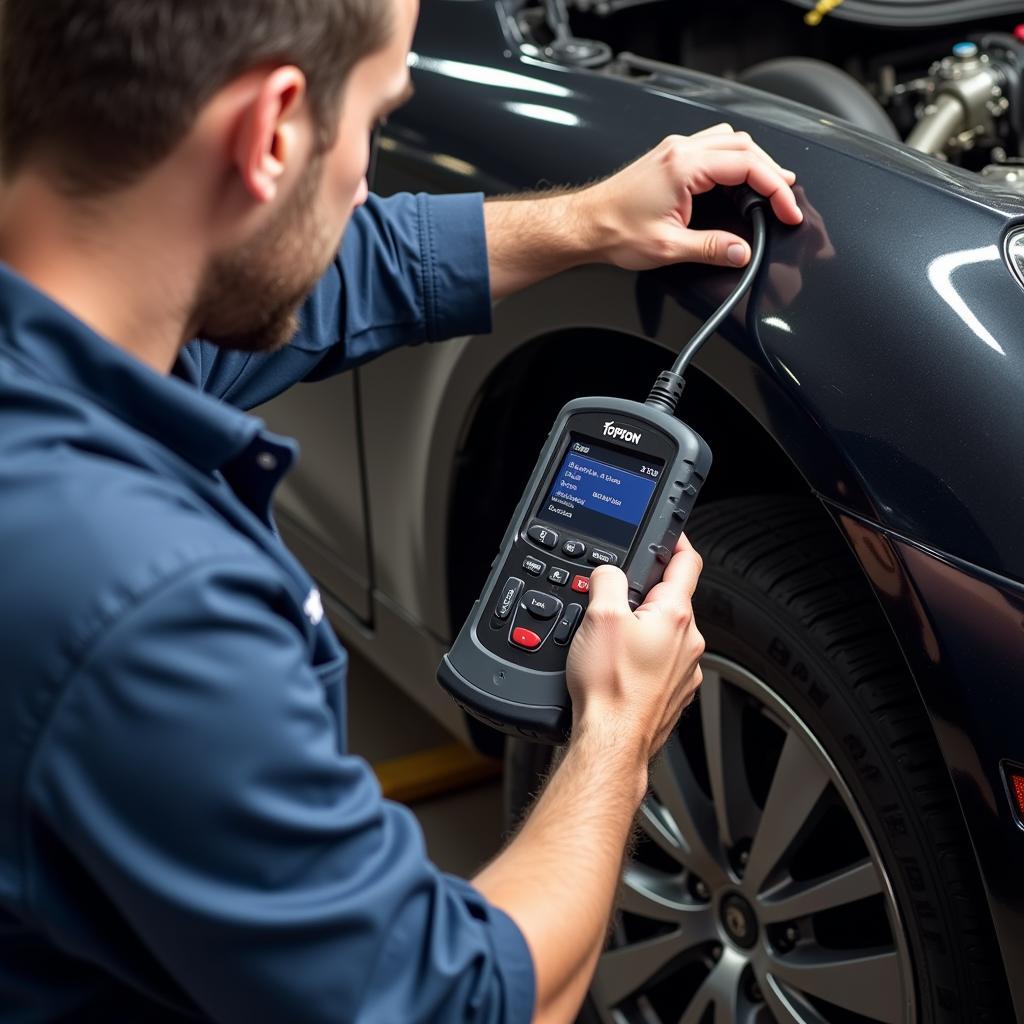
[{"xmin": 327, "ymin": 132, "xmax": 371, "ymax": 209}]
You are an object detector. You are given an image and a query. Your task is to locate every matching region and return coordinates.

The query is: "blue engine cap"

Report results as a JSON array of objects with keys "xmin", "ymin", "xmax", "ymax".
[{"xmin": 952, "ymin": 41, "xmax": 979, "ymax": 58}]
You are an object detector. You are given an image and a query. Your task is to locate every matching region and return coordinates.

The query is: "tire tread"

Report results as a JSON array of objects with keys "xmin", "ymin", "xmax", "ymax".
[{"xmin": 687, "ymin": 496, "xmax": 1011, "ymax": 1022}]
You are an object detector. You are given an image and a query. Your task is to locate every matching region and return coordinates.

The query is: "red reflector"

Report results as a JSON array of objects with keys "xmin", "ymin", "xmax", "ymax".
[
  {"xmin": 1015, "ymin": 24, "xmax": 1024, "ymax": 42},
  {"xmin": 1012, "ymin": 774, "xmax": 1024, "ymax": 816},
  {"xmin": 1003, "ymin": 763, "xmax": 1024, "ymax": 828}
]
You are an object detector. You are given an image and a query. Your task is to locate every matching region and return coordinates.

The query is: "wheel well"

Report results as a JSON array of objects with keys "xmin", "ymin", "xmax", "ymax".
[{"xmin": 445, "ymin": 327, "xmax": 810, "ymax": 633}]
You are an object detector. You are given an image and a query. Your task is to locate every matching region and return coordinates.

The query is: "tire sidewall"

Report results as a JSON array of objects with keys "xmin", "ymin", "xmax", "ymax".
[{"xmin": 694, "ymin": 564, "xmax": 964, "ymax": 1023}]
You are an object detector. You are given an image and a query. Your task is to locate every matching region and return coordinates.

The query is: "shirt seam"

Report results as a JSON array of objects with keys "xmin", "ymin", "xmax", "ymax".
[
  {"xmin": 18, "ymin": 552, "xmax": 284, "ymax": 926},
  {"xmin": 427, "ymin": 199, "xmax": 441, "ymax": 342},
  {"xmin": 418, "ymin": 194, "xmax": 436, "ymax": 345}
]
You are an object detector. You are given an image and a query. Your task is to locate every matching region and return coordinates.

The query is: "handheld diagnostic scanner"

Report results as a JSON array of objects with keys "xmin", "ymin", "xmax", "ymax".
[{"xmin": 438, "ymin": 190, "xmax": 770, "ymax": 742}]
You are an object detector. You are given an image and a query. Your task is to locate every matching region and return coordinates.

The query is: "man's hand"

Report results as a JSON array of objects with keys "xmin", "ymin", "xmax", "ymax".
[
  {"xmin": 578, "ymin": 125, "xmax": 802, "ymax": 271},
  {"xmin": 485, "ymin": 124, "xmax": 802, "ymax": 299},
  {"xmin": 566, "ymin": 533, "xmax": 705, "ymax": 770},
  {"xmin": 473, "ymin": 534, "xmax": 705, "ymax": 1023}
]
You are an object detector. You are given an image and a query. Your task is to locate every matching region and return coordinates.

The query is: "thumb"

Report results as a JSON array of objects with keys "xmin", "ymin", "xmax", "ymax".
[
  {"xmin": 585, "ymin": 564, "xmax": 629, "ymax": 613},
  {"xmin": 676, "ymin": 229, "xmax": 751, "ymax": 268}
]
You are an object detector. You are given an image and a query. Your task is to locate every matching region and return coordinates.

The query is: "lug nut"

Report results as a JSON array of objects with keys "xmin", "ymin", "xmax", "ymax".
[{"xmin": 694, "ymin": 879, "xmax": 710, "ymax": 900}]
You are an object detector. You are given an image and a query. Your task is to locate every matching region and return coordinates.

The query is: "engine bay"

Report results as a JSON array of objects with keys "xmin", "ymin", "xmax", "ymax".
[{"xmin": 517, "ymin": 0, "xmax": 1024, "ymax": 190}]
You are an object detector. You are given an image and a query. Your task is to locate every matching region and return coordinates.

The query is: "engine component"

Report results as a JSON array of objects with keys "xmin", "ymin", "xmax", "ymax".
[
  {"xmin": 539, "ymin": 0, "xmax": 614, "ymax": 66},
  {"xmin": 981, "ymin": 159, "xmax": 1024, "ymax": 191},
  {"xmin": 739, "ymin": 57, "xmax": 899, "ymax": 140},
  {"xmin": 907, "ymin": 42, "xmax": 1011, "ymax": 158}
]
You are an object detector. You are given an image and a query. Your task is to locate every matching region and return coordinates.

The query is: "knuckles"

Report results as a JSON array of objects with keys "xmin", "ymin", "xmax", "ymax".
[
  {"xmin": 670, "ymin": 601, "xmax": 694, "ymax": 628},
  {"xmin": 653, "ymin": 233, "xmax": 681, "ymax": 263},
  {"xmin": 584, "ymin": 603, "xmax": 624, "ymax": 629},
  {"xmin": 693, "ymin": 630, "xmax": 707, "ymax": 663}
]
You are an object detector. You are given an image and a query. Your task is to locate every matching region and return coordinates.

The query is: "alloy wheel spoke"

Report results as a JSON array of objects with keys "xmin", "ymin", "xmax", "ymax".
[
  {"xmin": 675, "ymin": 979, "xmax": 713, "ymax": 1024},
  {"xmin": 744, "ymin": 731, "xmax": 829, "ymax": 893},
  {"xmin": 592, "ymin": 927, "xmax": 707, "ymax": 1009},
  {"xmin": 618, "ymin": 864, "xmax": 713, "ymax": 925},
  {"xmin": 699, "ymin": 669, "xmax": 761, "ymax": 849},
  {"xmin": 649, "ymin": 735, "xmax": 726, "ymax": 886},
  {"xmin": 760, "ymin": 973, "xmax": 831, "ymax": 1024},
  {"xmin": 675, "ymin": 947, "xmax": 744, "ymax": 1024},
  {"xmin": 766, "ymin": 947, "xmax": 903, "ymax": 1023},
  {"xmin": 637, "ymin": 799, "xmax": 688, "ymax": 863},
  {"xmin": 758, "ymin": 859, "xmax": 883, "ymax": 924}
]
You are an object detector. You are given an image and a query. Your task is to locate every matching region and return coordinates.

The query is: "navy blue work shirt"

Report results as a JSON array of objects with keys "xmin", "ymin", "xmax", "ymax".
[{"xmin": 0, "ymin": 192, "xmax": 536, "ymax": 1023}]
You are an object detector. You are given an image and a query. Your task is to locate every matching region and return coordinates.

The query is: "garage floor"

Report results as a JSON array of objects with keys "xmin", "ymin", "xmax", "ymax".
[{"xmin": 344, "ymin": 648, "xmax": 507, "ymax": 878}]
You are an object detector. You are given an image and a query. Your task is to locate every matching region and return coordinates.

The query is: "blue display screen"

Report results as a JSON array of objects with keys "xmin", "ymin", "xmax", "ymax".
[{"xmin": 537, "ymin": 440, "xmax": 661, "ymax": 549}]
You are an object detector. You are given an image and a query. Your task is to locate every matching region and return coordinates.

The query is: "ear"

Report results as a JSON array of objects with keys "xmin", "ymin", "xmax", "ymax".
[{"xmin": 232, "ymin": 66, "xmax": 309, "ymax": 204}]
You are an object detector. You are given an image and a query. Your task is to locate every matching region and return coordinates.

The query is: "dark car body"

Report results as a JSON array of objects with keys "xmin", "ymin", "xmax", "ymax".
[{"xmin": 258, "ymin": 1, "xmax": 1024, "ymax": 1015}]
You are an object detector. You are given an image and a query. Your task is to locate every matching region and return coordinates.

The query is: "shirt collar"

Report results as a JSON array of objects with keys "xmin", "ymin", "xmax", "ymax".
[{"xmin": 0, "ymin": 262, "xmax": 263, "ymax": 473}]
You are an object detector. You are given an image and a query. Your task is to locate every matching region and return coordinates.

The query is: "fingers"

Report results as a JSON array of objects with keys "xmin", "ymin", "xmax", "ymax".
[
  {"xmin": 585, "ymin": 563, "xmax": 629, "ymax": 615},
  {"xmin": 697, "ymin": 130, "xmax": 795, "ymax": 182},
  {"xmin": 673, "ymin": 229, "xmax": 751, "ymax": 267},
  {"xmin": 687, "ymin": 150, "xmax": 803, "ymax": 225},
  {"xmin": 636, "ymin": 536, "xmax": 703, "ymax": 616},
  {"xmin": 666, "ymin": 532, "xmax": 702, "ymax": 582},
  {"xmin": 691, "ymin": 122, "xmax": 734, "ymax": 138}
]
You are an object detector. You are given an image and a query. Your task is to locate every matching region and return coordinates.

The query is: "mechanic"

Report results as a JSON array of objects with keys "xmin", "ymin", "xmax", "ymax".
[{"xmin": 0, "ymin": 0, "xmax": 801, "ymax": 1021}]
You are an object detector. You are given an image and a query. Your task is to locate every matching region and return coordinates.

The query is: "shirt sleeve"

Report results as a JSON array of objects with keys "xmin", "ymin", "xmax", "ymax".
[
  {"xmin": 187, "ymin": 191, "xmax": 493, "ymax": 411},
  {"xmin": 26, "ymin": 556, "xmax": 534, "ymax": 1024}
]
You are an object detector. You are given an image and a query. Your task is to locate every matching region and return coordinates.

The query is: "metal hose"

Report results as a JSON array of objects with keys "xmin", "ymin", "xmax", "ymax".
[{"xmin": 906, "ymin": 94, "xmax": 967, "ymax": 156}]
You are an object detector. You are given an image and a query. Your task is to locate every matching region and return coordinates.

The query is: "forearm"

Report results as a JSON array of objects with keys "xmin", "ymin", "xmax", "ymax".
[
  {"xmin": 484, "ymin": 190, "xmax": 602, "ymax": 302},
  {"xmin": 473, "ymin": 725, "xmax": 646, "ymax": 1024},
  {"xmin": 482, "ymin": 130, "xmax": 802, "ymax": 304}
]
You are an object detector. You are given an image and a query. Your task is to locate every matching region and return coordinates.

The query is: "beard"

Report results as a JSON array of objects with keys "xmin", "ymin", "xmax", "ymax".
[{"xmin": 191, "ymin": 154, "xmax": 341, "ymax": 354}]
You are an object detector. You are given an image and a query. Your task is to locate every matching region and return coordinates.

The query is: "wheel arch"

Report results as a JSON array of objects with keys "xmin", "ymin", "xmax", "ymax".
[{"xmin": 425, "ymin": 267, "xmax": 984, "ymax": 845}]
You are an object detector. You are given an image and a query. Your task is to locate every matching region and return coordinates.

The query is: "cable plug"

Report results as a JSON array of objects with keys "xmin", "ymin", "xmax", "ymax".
[{"xmin": 732, "ymin": 185, "xmax": 770, "ymax": 220}]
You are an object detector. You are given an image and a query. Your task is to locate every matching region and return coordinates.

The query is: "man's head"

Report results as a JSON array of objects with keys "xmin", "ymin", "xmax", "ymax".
[{"xmin": 0, "ymin": 0, "xmax": 419, "ymax": 354}]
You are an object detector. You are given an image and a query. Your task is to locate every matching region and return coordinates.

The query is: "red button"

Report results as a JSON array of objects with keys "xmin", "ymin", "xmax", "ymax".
[
  {"xmin": 511, "ymin": 627, "xmax": 542, "ymax": 650},
  {"xmin": 571, "ymin": 575, "xmax": 590, "ymax": 593}
]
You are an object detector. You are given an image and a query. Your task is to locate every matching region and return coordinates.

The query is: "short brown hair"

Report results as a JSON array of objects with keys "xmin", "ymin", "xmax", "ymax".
[{"xmin": 0, "ymin": 0, "xmax": 392, "ymax": 195}]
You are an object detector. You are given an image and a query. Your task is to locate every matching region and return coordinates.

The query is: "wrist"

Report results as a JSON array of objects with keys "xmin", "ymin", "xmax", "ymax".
[
  {"xmin": 568, "ymin": 712, "xmax": 650, "ymax": 806},
  {"xmin": 556, "ymin": 187, "xmax": 616, "ymax": 268}
]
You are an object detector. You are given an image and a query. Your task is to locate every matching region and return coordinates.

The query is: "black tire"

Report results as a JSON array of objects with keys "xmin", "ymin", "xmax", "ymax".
[
  {"xmin": 738, "ymin": 58, "xmax": 900, "ymax": 141},
  {"xmin": 505, "ymin": 496, "xmax": 1011, "ymax": 1023}
]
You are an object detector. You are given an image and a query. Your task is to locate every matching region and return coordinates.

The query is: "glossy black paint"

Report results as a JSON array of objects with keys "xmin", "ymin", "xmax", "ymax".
[
  {"xmin": 389, "ymin": 1, "xmax": 1024, "ymax": 581},
  {"xmin": 833, "ymin": 509, "xmax": 1024, "ymax": 1009},
  {"xmin": 383, "ymin": 1, "xmax": 1024, "ymax": 1014}
]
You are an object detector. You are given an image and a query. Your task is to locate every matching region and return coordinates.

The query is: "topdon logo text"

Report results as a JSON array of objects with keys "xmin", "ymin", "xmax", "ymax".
[{"xmin": 603, "ymin": 421, "xmax": 642, "ymax": 445}]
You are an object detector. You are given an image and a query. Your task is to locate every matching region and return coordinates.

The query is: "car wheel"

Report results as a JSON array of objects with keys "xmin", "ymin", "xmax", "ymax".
[{"xmin": 505, "ymin": 496, "xmax": 1009, "ymax": 1023}]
